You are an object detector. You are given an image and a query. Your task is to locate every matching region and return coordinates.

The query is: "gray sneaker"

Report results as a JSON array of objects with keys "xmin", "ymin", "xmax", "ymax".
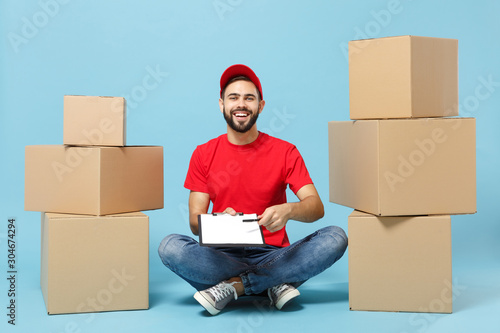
[
  {"xmin": 194, "ymin": 281, "xmax": 239, "ymax": 315},
  {"xmin": 268, "ymin": 283, "xmax": 300, "ymax": 310}
]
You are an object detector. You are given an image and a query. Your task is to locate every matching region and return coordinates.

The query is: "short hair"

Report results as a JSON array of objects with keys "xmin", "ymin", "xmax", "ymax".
[{"xmin": 221, "ymin": 75, "xmax": 262, "ymax": 101}]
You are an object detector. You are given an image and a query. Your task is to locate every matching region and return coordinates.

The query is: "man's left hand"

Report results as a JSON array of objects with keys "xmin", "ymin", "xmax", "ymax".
[{"xmin": 257, "ymin": 204, "xmax": 292, "ymax": 233}]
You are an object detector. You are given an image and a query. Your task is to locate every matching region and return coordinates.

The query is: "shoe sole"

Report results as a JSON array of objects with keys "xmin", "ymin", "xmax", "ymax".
[
  {"xmin": 194, "ymin": 292, "xmax": 220, "ymax": 315},
  {"xmin": 275, "ymin": 289, "xmax": 300, "ymax": 310}
]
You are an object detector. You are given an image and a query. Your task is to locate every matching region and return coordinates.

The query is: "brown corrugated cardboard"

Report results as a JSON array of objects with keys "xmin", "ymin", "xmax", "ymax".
[
  {"xmin": 328, "ymin": 118, "xmax": 476, "ymax": 216},
  {"xmin": 41, "ymin": 212, "xmax": 149, "ymax": 314},
  {"xmin": 349, "ymin": 35, "xmax": 458, "ymax": 119},
  {"xmin": 25, "ymin": 145, "xmax": 163, "ymax": 215},
  {"xmin": 63, "ymin": 95, "xmax": 126, "ymax": 146},
  {"xmin": 348, "ymin": 210, "xmax": 452, "ymax": 313}
]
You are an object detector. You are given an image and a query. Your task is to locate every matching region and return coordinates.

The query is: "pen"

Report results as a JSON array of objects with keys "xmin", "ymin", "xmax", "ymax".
[{"xmin": 242, "ymin": 218, "xmax": 260, "ymax": 222}]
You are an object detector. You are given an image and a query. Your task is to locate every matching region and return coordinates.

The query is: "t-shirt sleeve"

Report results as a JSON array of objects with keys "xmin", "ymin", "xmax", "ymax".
[
  {"xmin": 285, "ymin": 146, "xmax": 313, "ymax": 194},
  {"xmin": 184, "ymin": 146, "xmax": 210, "ymax": 193}
]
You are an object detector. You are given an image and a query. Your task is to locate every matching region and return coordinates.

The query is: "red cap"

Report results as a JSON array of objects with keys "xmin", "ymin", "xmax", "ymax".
[{"xmin": 220, "ymin": 64, "xmax": 263, "ymax": 99}]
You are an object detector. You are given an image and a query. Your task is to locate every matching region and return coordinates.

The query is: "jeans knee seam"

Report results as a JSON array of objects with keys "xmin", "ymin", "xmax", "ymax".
[{"xmin": 255, "ymin": 237, "xmax": 310, "ymax": 270}]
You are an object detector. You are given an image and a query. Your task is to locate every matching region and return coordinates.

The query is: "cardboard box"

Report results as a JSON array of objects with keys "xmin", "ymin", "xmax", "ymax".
[
  {"xmin": 328, "ymin": 118, "xmax": 476, "ymax": 216},
  {"xmin": 63, "ymin": 95, "xmax": 126, "ymax": 146},
  {"xmin": 25, "ymin": 145, "xmax": 163, "ymax": 215},
  {"xmin": 348, "ymin": 210, "xmax": 452, "ymax": 313},
  {"xmin": 41, "ymin": 212, "xmax": 149, "ymax": 314},
  {"xmin": 349, "ymin": 36, "xmax": 458, "ymax": 119}
]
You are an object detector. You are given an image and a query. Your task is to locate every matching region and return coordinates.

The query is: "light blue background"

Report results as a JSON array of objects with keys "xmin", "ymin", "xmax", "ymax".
[{"xmin": 1, "ymin": 0, "xmax": 499, "ymax": 332}]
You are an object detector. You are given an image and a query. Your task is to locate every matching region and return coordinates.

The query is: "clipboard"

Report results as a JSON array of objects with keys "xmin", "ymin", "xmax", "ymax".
[{"xmin": 198, "ymin": 213, "xmax": 265, "ymax": 247}]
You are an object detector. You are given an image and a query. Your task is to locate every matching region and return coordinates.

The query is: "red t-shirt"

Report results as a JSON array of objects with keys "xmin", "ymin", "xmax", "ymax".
[{"xmin": 184, "ymin": 132, "xmax": 313, "ymax": 247}]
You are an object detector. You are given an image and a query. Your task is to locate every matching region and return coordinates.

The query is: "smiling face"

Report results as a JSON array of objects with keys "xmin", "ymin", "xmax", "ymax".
[{"xmin": 220, "ymin": 79, "xmax": 264, "ymax": 134}]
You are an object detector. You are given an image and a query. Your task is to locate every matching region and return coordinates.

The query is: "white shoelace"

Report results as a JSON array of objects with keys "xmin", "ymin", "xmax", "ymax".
[
  {"xmin": 268, "ymin": 283, "xmax": 287, "ymax": 305},
  {"xmin": 209, "ymin": 282, "xmax": 238, "ymax": 302},
  {"xmin": 272, "ymin": 283, "xmax": 288, "ymax": 295}
]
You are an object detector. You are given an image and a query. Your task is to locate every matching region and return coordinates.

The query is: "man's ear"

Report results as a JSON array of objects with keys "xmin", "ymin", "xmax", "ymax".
[
  {"xmin": 258, "ymin": 100, "xmax": 265, "ymax": 114},
  {"xmin": 219, "ymin": 98, "xmax": 224, "ymax": 113}
]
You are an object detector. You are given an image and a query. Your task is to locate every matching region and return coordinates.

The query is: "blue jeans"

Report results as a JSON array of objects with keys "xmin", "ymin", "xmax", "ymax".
[{"xmin": 158, "ymin": 226, "xmax": 348, "ymax": 295}]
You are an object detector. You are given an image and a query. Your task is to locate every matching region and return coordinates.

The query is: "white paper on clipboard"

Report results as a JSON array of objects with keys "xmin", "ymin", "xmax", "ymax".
[{"xmin": 198, "ymin": 213, "xmax": 265, "ymax": 247}]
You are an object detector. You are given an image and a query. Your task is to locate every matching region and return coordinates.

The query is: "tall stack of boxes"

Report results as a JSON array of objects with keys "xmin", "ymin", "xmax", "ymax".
[
  {"xmin": 328, "ymin": 36, "xmax": 476, "ymax": 313},
  {"xmin": 25, "ymin": 95, "xmax": 164, "ymax": 314}
]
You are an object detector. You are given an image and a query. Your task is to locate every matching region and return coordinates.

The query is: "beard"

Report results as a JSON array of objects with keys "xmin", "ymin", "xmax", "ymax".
[{"xmin": 222, "ymin": 106, "xmax": 260, "ymax": 133}]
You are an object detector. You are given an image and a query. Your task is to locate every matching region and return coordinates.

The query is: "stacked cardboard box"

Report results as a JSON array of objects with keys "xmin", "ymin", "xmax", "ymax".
[
  {"xmin": 25, "ymin": 95, "xmax": 164, "ymax": 314},
  {"xmin": 329, "ymin": 36, "xmax": 476, "ymax": 313}
]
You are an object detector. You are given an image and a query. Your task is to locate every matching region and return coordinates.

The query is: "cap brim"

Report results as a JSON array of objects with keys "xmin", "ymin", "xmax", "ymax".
[{"xmin": 220, "ymin": 64, "xmax": 263, "ymax": 99}]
